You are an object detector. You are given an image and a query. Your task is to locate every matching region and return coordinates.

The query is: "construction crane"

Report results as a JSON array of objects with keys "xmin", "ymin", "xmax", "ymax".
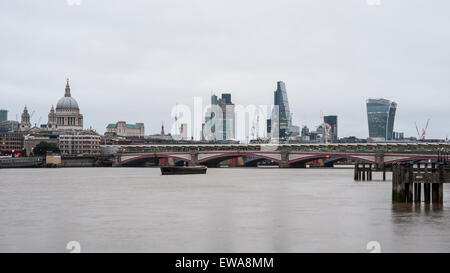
[{"xmin": 415, "ymin": 119, "xmax": 430, "ymax": 140}]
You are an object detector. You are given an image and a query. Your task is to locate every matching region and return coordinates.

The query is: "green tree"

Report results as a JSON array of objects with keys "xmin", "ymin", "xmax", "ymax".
[{"xmin": 33, "ymin": 142, "xmax": 60, "ymax": 156}]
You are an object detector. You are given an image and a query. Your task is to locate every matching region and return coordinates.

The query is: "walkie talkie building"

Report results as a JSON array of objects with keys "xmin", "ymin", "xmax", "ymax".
[{"xmin": 366, "ymin": 98, "xmax": 397, "ymax": 140}]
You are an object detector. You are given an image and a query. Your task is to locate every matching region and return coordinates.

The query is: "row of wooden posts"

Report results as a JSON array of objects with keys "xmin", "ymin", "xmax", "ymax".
[
  {"xmin": 354, "ymin": 161, "xmax": 447, "ymax": 204},
  {"xmin": 392, "ymin": 163, "xmax": 446, "ymax": 204},
  {"xmin": 354, "ymin": 163, "xmax": 386, "ymax": 181}
]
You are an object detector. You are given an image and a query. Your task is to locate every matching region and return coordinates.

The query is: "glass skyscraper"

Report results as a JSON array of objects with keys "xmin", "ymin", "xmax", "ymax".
[
  {"xmin": 324, "ymin": 115, "xmax": 338, "ymax": 142},
  {"xmin": 0, "ymin": 109, "xmax": 7, "ymax": 123},
  {"xmin": 202, "ymin": 93, "xmax": 235, "ymax": 140},
  {"xmin": 366, "ymin": 98, "xmax": 397, "ymax": 140},
  {"xmin": 273, "ymin": 81, "xmax": 292, "ymax": 140}
]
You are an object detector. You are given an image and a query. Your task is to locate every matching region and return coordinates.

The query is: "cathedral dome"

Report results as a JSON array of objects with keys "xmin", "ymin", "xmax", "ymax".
[
  {"xmin": 56, "ymin": 96, "xmax": 79, "ymax": 110},
  {"xmin": 56, "ymin": 79, "xmax": 79, "ymax": 110}
]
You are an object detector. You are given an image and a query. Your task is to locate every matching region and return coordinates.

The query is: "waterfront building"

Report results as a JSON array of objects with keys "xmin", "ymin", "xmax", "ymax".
[
  {"xmin": 20, "ymin": 105, "xmax": 31, "ymax": 132},
  {"xmin": 0, "ymin": 120, "xmax": 20, "ymax": 133},
  {"xmin": 339, "ymin": 136, "xmax": 367, "ymax": 143},
  {"xmin": 47, "ymin": 79, "xmax": 84, "ymax": 131},
  {"xmin": 106, "ymin": 121, "xmax": 145, "ymax": 138},
  {"xmin": 366, "ymin": 98, "xmax": 397, "ymax": 141},
  {"xmin": 58, "ymin": 131, "xmax": 100, "ymax": 156},
  {"xmin": 0, "ymin": 109, "xmax": 7, "ymax": 123},
  {"xmin": 0, "ymin": 132, "xmax": 24, "ymax": 155},
  {"xmin": 146, "ymin": 124, "xmax": 173, "ymax": 143},
  {"xmin": 324, "ymin": 115, "xmax": 338, "ymax": 142},
  {"xmin": 24, "ymin": 135, "xmax": 59, "ymax": 156}
]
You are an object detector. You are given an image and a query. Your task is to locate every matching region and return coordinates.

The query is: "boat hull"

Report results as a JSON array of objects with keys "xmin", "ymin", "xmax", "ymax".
[{"xmin": 160, "ymin": 166, "xmax": 207, "ymax": 175}]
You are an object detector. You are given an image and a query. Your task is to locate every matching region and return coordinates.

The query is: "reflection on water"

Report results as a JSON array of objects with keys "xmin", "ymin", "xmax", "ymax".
[{"xmin": 0, "ymin": 167, "xmax": 449, "ymax": 252}]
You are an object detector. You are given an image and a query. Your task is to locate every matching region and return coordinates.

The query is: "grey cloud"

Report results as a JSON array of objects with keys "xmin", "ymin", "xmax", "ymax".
[{"xmin": 0, "ymin": 0, "xmax": 449, "ymax": 138}]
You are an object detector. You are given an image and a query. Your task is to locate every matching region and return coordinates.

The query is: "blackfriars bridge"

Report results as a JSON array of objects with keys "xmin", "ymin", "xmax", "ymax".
[{"xmin": 102, "ymin": 143, "xmax": 449, "ymax": 168}]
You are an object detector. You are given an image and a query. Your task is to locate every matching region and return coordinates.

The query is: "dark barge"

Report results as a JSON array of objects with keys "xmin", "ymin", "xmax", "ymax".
[{"xmin": 160, "ymin": 166, "xmax": 207, "ymax": 175}]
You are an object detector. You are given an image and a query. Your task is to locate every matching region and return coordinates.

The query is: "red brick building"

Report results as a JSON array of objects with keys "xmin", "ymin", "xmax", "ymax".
[{"xmin": 0, "ymin": 133, "xmax": 24, "ymax": 156}]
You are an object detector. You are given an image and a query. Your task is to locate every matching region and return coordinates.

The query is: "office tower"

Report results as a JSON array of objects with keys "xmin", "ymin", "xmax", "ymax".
[
  {"xmin": 0, "ymin": 109, "xmax": 7, "ymax": 123},
  {"xmin": 272, "ymin": 81, "xmax": 292, "ymax": 140},
  {"xmin": 203, "ymin": 93, "xmax": 235, "ymax": 140},
  {"xmin": 366, "ymin": 98, "xmax": 397, "ymax": 140},
  {"xmin": 324, "ymin": 115, "xmax": 338, "ymax": 142}
]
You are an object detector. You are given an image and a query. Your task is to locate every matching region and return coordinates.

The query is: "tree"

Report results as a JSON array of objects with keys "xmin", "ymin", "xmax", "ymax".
[{"xmin": 33, "ymin": 142, "xmax": 60, "ymax": 156}]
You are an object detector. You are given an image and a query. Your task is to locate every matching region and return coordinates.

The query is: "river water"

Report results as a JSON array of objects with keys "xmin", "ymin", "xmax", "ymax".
[{"xmin": 0, "ymin": 167, "xmax": 449, "ymax": 252}]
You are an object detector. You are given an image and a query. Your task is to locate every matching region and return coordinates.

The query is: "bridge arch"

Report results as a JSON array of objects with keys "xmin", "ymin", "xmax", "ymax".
[
  {"xmin": 288, "ymin": 153, "xmax": 376, "ymax": 165},
  {"xmin": 198, "ymin": 152, "xmax": 281, "ymax": 166},
  {"xmin": 120, "ymin": 153, "xmax": 191, "ymax": 166}
]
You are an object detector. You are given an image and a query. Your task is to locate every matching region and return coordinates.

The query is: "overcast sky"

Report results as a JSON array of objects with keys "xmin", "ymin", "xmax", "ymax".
[{"xmin": 1, "ymin": 0, "xmax": 449, "ymax": 139}]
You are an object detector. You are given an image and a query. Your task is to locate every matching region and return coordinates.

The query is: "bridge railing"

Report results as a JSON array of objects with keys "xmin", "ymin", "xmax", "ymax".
[{"xmin": 110, "ymin": 143, "xmax": 450, "ymax": 154}]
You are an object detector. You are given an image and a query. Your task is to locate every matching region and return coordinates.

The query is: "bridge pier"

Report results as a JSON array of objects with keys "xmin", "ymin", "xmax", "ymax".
[
  {"xmin": 189, "ymin": 152, "xmax": 199, "ymax": 166},
  {"xmin": 279, "ymin": 151, "xmax": 290, "ymax": 168},
  {"xmin": 112, "ymin": 154, "xmax": 121, "ymax": 167}
]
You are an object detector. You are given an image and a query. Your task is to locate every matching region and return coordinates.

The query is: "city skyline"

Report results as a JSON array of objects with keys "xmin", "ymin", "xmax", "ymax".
[
  {"xmin": 1, "ymin": 1, "xmax": 449, "ymax": 139},
  {"xmin": 0, "ymin": 78, "xmax": 446, "ymax": 140}
]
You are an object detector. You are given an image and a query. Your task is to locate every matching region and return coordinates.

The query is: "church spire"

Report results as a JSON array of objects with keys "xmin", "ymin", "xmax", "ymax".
[{"xmin": 65, "ymin": 78, "xmax": 71, "ymax": 97}]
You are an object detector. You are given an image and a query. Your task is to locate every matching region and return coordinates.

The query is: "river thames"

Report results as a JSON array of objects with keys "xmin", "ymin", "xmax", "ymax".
[{"xmin": 0, "ymin": 167, "xmax": 449, "ymax": 252}]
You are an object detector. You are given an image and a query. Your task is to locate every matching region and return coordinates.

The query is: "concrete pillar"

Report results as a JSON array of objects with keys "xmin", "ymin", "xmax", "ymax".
[
  {"xmin": 112, "ymin": 154, "xmax": 122, "ymax": 167},
  {"xmin": 354, "ymin": 164, "xmax": 359, "ymax": 181},
  {"xmin": 189, "ymin": 152, "xmax": 199, "ymax": 166},
  {"xmin": 375, "ymin": 152, "xmax": 385, "ymax": 170},
  {"xmin": 279, "ymin": 151, "xmax": 290, "ymax": 168},
  {"xmin": 168, "ymin": 157, "xmax": 175, "ymax": 166}
]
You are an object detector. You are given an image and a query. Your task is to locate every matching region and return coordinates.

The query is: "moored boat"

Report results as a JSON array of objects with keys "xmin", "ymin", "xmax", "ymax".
[{"xmin": 160, "ymin": 166, "xmax": 207, "ymax": 175}]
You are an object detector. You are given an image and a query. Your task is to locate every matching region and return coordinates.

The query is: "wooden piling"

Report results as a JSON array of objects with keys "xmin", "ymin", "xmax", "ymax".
[
  {"xmin": 432, "ymin": 183, "xmax": 443, "ymax": 203},
  {"xmin": 362, "ymin": 164, "xmax": 366, "ymax": 181},
  {"xmin": 414, "ymin": 183, "xmax": 422, "ymax": 203},
  {"xmin": 357, "ymin": 164, "xmax": 361, "ymax": 181},
  {"xmin": 407, "ymin": 166, "xmax": 414, "ymax": 202},
  {"xmin": 424, "ymin": 183, "xmax": 431, "ymax": 203},
  {"xmin": 417, "ymin": 183, "xmax": 422, "ymax": 203}
]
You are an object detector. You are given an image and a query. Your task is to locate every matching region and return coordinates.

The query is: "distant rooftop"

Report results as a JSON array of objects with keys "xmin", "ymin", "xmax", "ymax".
[{"xmin": 107, "ymin": 123, "xmax": 142, "ymax": 129}]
